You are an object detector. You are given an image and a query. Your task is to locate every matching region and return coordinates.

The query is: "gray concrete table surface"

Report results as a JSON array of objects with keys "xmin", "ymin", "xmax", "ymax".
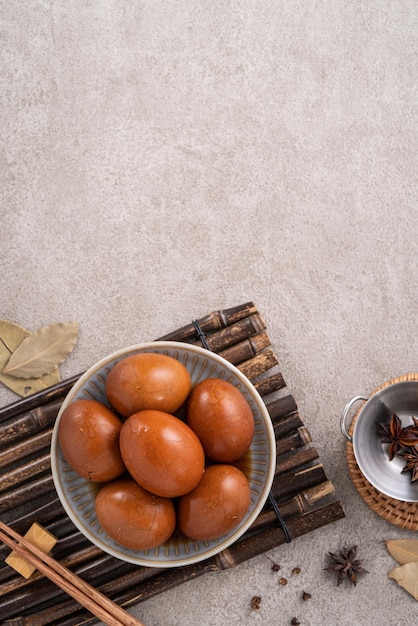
[{"xmin": 1, "ymin": 2, "xmax": 417, "ymax": 625}]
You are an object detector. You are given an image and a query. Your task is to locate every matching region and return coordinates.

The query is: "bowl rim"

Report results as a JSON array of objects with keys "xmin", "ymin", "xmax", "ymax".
[{"xmin": 51, "ymin": 341, "xmax": 277, "ymax": 567}]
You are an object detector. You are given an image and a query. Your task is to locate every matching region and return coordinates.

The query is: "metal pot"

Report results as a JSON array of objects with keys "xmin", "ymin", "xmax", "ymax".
[{"xmin": 341, "ymin": 380, "xmax": 418, "ymax": 502}]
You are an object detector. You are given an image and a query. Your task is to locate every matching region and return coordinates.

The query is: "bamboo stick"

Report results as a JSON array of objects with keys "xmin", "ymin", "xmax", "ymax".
[
  {"xmin": 276, "ymin": 427, "xmax": 311, "ymax": 455},
  {"xmin": 0, "ymin": 428, "xmax": 53, "ymax": 468},
  {"xmin": 157, "ymin": 302, "xmax": 258, "ymax": 342},
  {"xmin": 1, "ymin": 498, "xmax": 63, "ymax": 538},
  {"xmin": 217, "ymin": 331, "xmax": 271, "ymax": 365},
  {"xmin": 253, "ymin": 372, "xmax": 286, "ymax": 397},
  {"xmin": 256, "ymin": 481, "xmax": 335, "ymax": 528},
  {"xmin": 0, "ymin": 456, "xmax": 332, "ymax": 614},
  {"xmin": 0, "ymin": 453, "xmax": 51, "ymax": 494},
  {"xmin": 0, "ymin": 399, "xmax": 62, "ymax": 448},
  {"xmin": 267, "ymin": 394, "xmax": 298, "ymax": 420},
  {"xmin": 0, "ymin": 377, "xmax": 80, "ymax": 424},
  {"xmin": 238, "ymin": 349, "xmax": 279, "ymax": 380},
  {"xmin": 0, "ymin": 474, "xmax": 55, "ymax": 515},
  {"xmin": 192, "ymin": 314, "xmax": 266, "ymax": 352},
  {"xmin": 275, "ymin": 446, "xmax": 319, "ymax": 475},
  {"xmin": 273, "ymin": 413, "xmax": 304, "ymax": 438}
]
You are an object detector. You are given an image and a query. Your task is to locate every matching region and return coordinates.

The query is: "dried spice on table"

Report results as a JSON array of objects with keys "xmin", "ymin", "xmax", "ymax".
[
  {"xmin": 324, "ymin": 545, "xmax": 368, "ymax": 587},
  {"xmin": 264, "ymin": 554, "xmax": 281, "ymax": 571},
  {"xmin": 250, "ymin": 595, "xmax": 262, "ymax": 610}
]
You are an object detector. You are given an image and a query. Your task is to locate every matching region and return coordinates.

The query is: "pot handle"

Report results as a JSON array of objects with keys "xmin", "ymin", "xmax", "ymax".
[{"xmin": 340, "ymin": 395, "xmax": 368, "ymax": 442}]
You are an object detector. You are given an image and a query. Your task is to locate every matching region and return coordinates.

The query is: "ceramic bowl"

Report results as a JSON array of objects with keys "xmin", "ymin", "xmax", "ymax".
[
  {"xmin": 341, "ymin": 379, "xmax": 418, "ymax": 502},
  {"xmin": 51, "ymin": 341, "xmax": 276, "ymax": 567}
]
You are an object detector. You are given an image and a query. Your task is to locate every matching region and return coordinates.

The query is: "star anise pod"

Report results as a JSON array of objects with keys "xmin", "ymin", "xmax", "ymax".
[
  {"xmin": 324, "ymin": 546, "xmax": 368, "ymax": 586},
  {"xmin": 400, "ymin": 445, "xmax": 418, "ymax": 482},
  {"xmin": 377, "ymin": 412, "xmax": 418, "ymax": 461},
  {"xmin": 409, "ymin": 416, "xmax": 418, "ymax": 435}
]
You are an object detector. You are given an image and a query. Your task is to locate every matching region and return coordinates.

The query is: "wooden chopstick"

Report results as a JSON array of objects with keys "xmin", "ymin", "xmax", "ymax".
[{"xmin": 0, "ymin": 520, "xmax": 145, "ymax": 626}]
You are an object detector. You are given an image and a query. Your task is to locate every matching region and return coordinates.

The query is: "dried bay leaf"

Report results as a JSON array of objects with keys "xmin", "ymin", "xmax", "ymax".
[
  {"xmin": 386, "ymin": 539, "xmax": 418, "ymax": 565},
  {"xmin": 0, "ymin": 319, "xmax": 31, "ymax": 351},
  {"xmin": 0, "ymin": 334, "xmax": 61, "ymax": 397},
  {"xmin": 2, "ymin": 321, "xmax": 78, "ymax": 379},
  {"xmin": 388, "ymin": 562, "xmax": 418, "ymax": 600}
]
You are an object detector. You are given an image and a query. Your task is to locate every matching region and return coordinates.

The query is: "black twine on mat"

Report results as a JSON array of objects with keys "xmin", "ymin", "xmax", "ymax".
[
  {"xmin": 269, "ymin": 493, "xmax": 292, "ymax": 543},
  {"xmin": 192, "ymin": 318, "xmax": 292, "ymax": 543},
  {"xmin": 192, "ymin": 319, "xmax": 210, "ymax": 350}
]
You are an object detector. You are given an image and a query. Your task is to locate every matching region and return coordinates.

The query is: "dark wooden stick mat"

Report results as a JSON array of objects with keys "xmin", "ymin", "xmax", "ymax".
[{"xmin": 0, "ymin": 302, "xmax": 345, "ymax": 626}]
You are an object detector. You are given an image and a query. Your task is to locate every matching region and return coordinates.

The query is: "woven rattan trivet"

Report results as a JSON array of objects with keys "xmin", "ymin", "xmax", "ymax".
[{"xmin": 346, "ymin": 373, "xmax": 418, "ymax": 531}]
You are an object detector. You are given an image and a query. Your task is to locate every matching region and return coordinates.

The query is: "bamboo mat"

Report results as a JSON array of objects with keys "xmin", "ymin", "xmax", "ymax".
[
  {"xmin": 346, "ymin": 373, "xmax": 418, "ymax": 531},
  {"xmin": 0, "ymin": 302, "xmax": 345, "ymax": 626}
]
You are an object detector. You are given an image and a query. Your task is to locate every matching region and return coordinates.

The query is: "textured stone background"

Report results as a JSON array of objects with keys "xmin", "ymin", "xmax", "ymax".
[{"xmin": 1, "ymin": 2, "xmax": 418, "ymax": 624}]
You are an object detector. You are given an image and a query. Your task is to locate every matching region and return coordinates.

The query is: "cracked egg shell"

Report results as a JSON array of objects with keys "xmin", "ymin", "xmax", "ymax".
[
  {"xmin": 105, "ymin": 352, "xmax": 192, "ymax": 417},
  {"xmin": 177, "ymin": 464, "xmax": 251, "ymax": 541},
  {"xmin": 95, "ymin": 479, "xmax": 176, "ymax": 550},
  {"xmin": 57, "ymin": 399, "xmax": 125, "ymax": 482},
  {"xmin": 119, "ymin": 409, "xmax": 205, "ymax": 497}
]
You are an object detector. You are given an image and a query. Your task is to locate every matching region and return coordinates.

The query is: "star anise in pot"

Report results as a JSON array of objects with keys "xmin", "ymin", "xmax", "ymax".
[
  {"xmin": 400, "ymin": 445, "xmax": 418, "ymax": 482},
  {"xmin": 377, "ymin": 412, "xmax": 418, "ymax": 461},
  {"xmin": 324, "ymin": 545, "xmax": 368, "ymax": 587}
]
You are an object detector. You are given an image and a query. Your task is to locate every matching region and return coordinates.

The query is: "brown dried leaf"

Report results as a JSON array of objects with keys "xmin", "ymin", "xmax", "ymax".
[
  {"xmin": 0, "ymin": 334, "xmax": 61, "ymax": 397},
  {"xmin": 2, "ymin": 321, "xmax": 78, "ymax": 379},
  {"xmin": 388, "ymin": 562, "xmax": 418, "ymax": 600},
  {"xmin": 386, "ymin": 539, "xmax": 418, "ymax": 565},
  {"xmin": 0, "ymin": 319, "xmax": 31, "ymax": 351}
]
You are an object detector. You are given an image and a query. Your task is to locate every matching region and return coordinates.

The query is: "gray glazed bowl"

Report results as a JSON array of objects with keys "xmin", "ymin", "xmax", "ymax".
[
  {"xmin": 51, "ymin": 341, "xmax": 277, "ymax": 567},
  {"xmin": 341, "ymin": 379, "xmax": 418, "ymax": 502}
]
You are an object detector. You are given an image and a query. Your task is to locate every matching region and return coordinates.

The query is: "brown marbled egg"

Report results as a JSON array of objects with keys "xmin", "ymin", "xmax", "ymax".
[
  {"xmin": 119, "ymin": 409, "xmax": 205, "ymax": 497},
  {"xmin": 177, "ymin": 464, "xmax": 251, "ymax": 541},
  {"xmin": 105, "ymin": 352, "xmax": 191, "ymax": 417},
  {"xmin": 57, "ymin": 399, "xmax": 125, "ymax": 482},
  {"xmin": 95, "ymin": 479, "xmax": 176, "ymax": 550},
  {"xmin": 186, "ymin": 378, "xmax": 255, "ymax": 462}
]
